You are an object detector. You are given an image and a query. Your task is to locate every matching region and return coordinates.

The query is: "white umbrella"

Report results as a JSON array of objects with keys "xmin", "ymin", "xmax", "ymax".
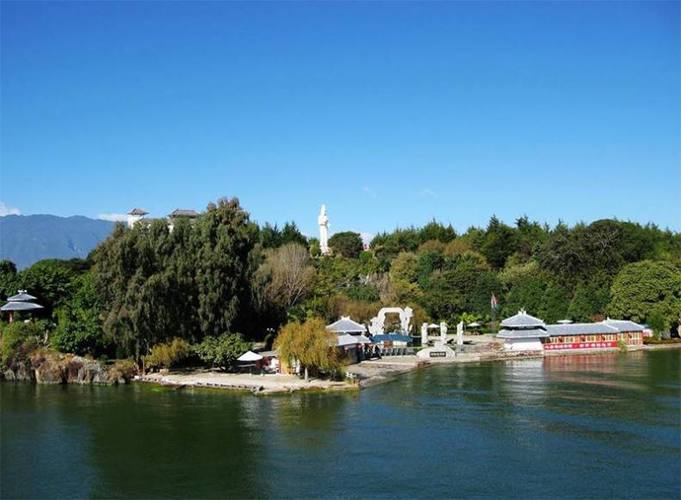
[{"xmin": 237, "ymin": 350, "xmax": 263, "ymax": 362}]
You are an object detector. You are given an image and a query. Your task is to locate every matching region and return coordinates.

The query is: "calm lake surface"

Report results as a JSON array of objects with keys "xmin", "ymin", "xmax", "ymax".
[{"xmin": 2, "ymin": 350, "xmax": 680, "ymax": 499}]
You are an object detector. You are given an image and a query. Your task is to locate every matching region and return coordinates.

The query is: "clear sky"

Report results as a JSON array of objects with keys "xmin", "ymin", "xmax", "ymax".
[{"xmin": 1, "ymin": 1, "xmax": 679, "ymax": 237}]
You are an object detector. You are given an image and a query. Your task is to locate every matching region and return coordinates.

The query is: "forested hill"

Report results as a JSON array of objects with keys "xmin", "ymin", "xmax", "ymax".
[{"xmin": 0, "ymin": 215, "xmax": 114, "ymax": 269}]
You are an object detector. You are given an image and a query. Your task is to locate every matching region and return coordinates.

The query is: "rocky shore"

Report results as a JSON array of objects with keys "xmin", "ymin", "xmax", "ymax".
[{"xmin": 1, "ymin": 350, "xmax": 136, "ymax": 385}]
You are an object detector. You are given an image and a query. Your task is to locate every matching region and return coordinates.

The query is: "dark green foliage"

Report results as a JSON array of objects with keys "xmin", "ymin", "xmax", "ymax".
[
  {"xmin": 92, "ymin": 198, "xmax": 258, "ymax": 359},
  {"xmin": 259, "ymin": 222, "xmax": 307, "ymax": 248},
  {"xmin": 0, "ymin": 260, "xmax": 18, "ymax": 300},
  {"xmin": 52, "ymin": 273, "xmax": 108, "ymax": 356},
  {"xmin": 193, "ymin": 333, "xmax": 251, "ymax": 370},
  {"xmin": 481, "ymin": 216, "xmax": 517, "ymax": 269},
  {"xmin": 329, "ymin": 232, "xmax": 364, "ymax": 259},
  {"xmin": 17, "ymin": 259, "xmax": 79, "ymax": 317}
]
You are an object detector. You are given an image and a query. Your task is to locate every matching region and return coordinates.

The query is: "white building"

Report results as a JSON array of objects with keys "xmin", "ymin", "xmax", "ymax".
[{"xmin": 496, "ymin": 309, "xmax": 548, "ymax": 352}]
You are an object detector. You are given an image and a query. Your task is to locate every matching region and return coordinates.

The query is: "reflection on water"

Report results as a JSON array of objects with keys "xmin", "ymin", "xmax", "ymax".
[{"xmin": 2, "ymin": 350, "xmax": 680, "ymax": 499}]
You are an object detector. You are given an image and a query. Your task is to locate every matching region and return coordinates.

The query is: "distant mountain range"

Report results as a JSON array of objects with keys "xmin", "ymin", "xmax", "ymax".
[{"xmin": 0, "ymin": 215, "xmax": 115, "ymax": 269}]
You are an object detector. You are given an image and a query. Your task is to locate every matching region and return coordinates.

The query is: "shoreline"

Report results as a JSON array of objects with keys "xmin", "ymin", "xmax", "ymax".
[{"xmin": 136, "ymin": 342, "xmax": 681, "ymax": 395}]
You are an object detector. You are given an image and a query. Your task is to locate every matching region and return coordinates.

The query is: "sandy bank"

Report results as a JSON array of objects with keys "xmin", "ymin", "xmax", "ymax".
[{"xmin": 140, "ymin": 370, "xmax": 357, "ymax": 395}]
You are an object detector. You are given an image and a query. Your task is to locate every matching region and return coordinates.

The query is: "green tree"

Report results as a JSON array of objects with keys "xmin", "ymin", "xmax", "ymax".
[
  {"xmin": 608, "ymin": 260, "xmax": 681, "ymax": 324},
  {"xmin": 481, "ymin": 216, "xmax": 517, "ymax": 269},
  {"xmin": 52, "ymin": 273, "xmax": 107, "ymax": 356},
  {"xmin": 329, "ymin": 232, "xmax": 364, "ymax": 259},
  {"xmin": 193, "ymin": 333, "xmax": 251, "ymax": 370}
]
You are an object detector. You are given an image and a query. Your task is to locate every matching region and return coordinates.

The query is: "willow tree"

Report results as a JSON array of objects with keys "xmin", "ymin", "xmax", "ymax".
[
  {"xmin": 92, "ymin": 197, "xmax": 258, "ymax": 361},
  {"xmin": 274, "ymin": 318, "xmax": 340, "ymax": 381}
]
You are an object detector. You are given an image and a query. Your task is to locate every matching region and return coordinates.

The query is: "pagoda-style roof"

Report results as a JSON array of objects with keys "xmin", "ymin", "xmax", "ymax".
[
  {"xmin": 1, "ymin": 302, "xmax": 43, "ymax": 312},
  {"xmin": 7, "ymin": 290, "xmax": 37, "ymax": 302},
  {"xmin": 500, "ymin": 309, "xmax": 546, "ymax": 329},
  {"xmin": 326, "ymin": 316, "xmax": 367, "ymax": 334},
  {"xmin": 169, "ymin": 209, "xmax": 199, "ymax": 218},
  {"xmin": 128, "ymin": 208, "xmax": 148, "ymax": 216}
]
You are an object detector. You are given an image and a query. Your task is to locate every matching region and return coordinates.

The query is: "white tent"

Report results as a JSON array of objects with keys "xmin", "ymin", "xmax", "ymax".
[{"xmin": 237, "ymin": 350, "xmax": 263, "ymax": 362}]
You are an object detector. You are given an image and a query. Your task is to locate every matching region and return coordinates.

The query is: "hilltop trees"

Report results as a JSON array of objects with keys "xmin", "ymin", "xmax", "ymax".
[
  {"xmin": 92, "ymin": 198, "xmax": 258, "ymax": 360},
  {"xmin": 329, "ymin": 231, "xmax": 364, "ymax": 258}
]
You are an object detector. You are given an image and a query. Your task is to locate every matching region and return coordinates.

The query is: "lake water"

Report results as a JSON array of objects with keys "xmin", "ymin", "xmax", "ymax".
[{"xmin": 2, "ymin": 350, "xmax": 680, "ymax": 499}]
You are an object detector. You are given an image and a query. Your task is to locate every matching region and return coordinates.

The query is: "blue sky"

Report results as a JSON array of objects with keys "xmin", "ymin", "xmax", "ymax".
[{"xmin": 1, "ymin": 1, "xmax": 679, "ymax": 237}]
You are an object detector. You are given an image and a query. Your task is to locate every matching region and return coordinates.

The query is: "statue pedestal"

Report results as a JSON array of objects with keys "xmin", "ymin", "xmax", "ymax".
[{"xmin": 417, "ymin": 344, "xmax": 456, "ymax": 361}]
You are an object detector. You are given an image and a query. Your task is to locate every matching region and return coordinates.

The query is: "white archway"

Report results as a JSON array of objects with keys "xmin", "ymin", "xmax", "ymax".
[{"xmin": 368, "ymin": 307, "xmax": 413, "ymax": 335}]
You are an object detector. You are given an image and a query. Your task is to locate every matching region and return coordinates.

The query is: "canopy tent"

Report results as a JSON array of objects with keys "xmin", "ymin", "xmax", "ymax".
[
  {"xmin": 467, "ymin": 322, "xmax": 481, "ymax": 328},
  {"xmin": 237, "ymin": 350, "xmax": 263, "ymax": 362},
  {"xmin": 326, "ymin": 316, "xmax": 367, "ymax": 335}
]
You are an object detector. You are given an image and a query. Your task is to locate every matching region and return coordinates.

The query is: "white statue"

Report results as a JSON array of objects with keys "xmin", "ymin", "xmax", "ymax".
[
  {"xmin": 421, "ymin": 323, "xmax": 428, "ymax": 347},
  {"xmin": 456, "ymin": 321, "xmax": 464, "ymax": 346},
  {"xmin": 440, "ymin": 322, "xmax": 448, "ymax": 345},
  {"xmin": 318, "ymin": 204, "xmax": 330, "ymax": 255}
]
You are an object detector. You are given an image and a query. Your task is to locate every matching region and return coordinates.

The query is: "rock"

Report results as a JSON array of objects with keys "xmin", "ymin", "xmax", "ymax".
[
  {"xmin": 3, "ymin": 369, "xmax": 15, "ymax": 381},
  {"xmin": 33, "ymin": 353, "xmax": 65, "ymax": 384}
]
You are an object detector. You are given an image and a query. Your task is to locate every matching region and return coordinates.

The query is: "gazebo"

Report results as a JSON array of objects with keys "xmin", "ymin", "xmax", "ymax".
[
  {"xmin": 326, "ymin": 316, "xmax": 367, "ymax": 335},
  {"xmin": 1, "ymin": 290, "xmax": 44, "ymax": 323}
]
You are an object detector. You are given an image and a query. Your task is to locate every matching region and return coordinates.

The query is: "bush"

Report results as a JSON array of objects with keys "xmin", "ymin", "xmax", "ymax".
[
  {"xmin": 144, "ymin": 338, "xmax": 192, "ymax": 371},
  {"xmin": 109, "ymin": 359, "xmax": 137, "ymax": 381},
  {"xmin": 1, "ymin": 321, "xmax": 45, "ymax": 369},
  {"xmin": 617, "ymin": 339, "xmax": 628, "ymax": 353},
  {"xmin": 193, "ymin": 333, "xmax": 250, "ymax": 370}
]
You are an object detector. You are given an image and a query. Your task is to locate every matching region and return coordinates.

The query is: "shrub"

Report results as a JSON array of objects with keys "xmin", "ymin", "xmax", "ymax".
[
  {"xmin": 617, "ymin": 339, "xmax": 628, "ymax": 353},
  {"xmin": 109, "ymin": 359, "xmax": 137, "ymax": 381},
  {"xmin": 1, "ymin": 321, "xmax": 44, "ymax": 369},
  {"xmin": 193, "ymin": 333, "xmax": 250, "ymax": 370},
  {"xmin": 144, "ymin": 338, "xmax": 192, "ymax": 371}
]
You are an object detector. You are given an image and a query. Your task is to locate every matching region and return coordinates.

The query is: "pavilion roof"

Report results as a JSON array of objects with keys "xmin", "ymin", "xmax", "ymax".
[
  {"xmin": 1, "ymin": 302, "xmax": 43, "ymax": 312},
  {"xmin": 169, "ymin": 209, "xmax": 199, "ymax": 218},
  {"xmin": 7, "ymin": 291, "xmax": 38, "ymax": 302},
  {"xmin": 500, "ymin": 309, "xmax": 546, "ymax": 329},
  {"xmin": 326, "ymin": 316, "xmax": 367, "ymax": 334},
  {"xmin": 128, "ymin": 208, "xmax": 148, "ymax": 216}
]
